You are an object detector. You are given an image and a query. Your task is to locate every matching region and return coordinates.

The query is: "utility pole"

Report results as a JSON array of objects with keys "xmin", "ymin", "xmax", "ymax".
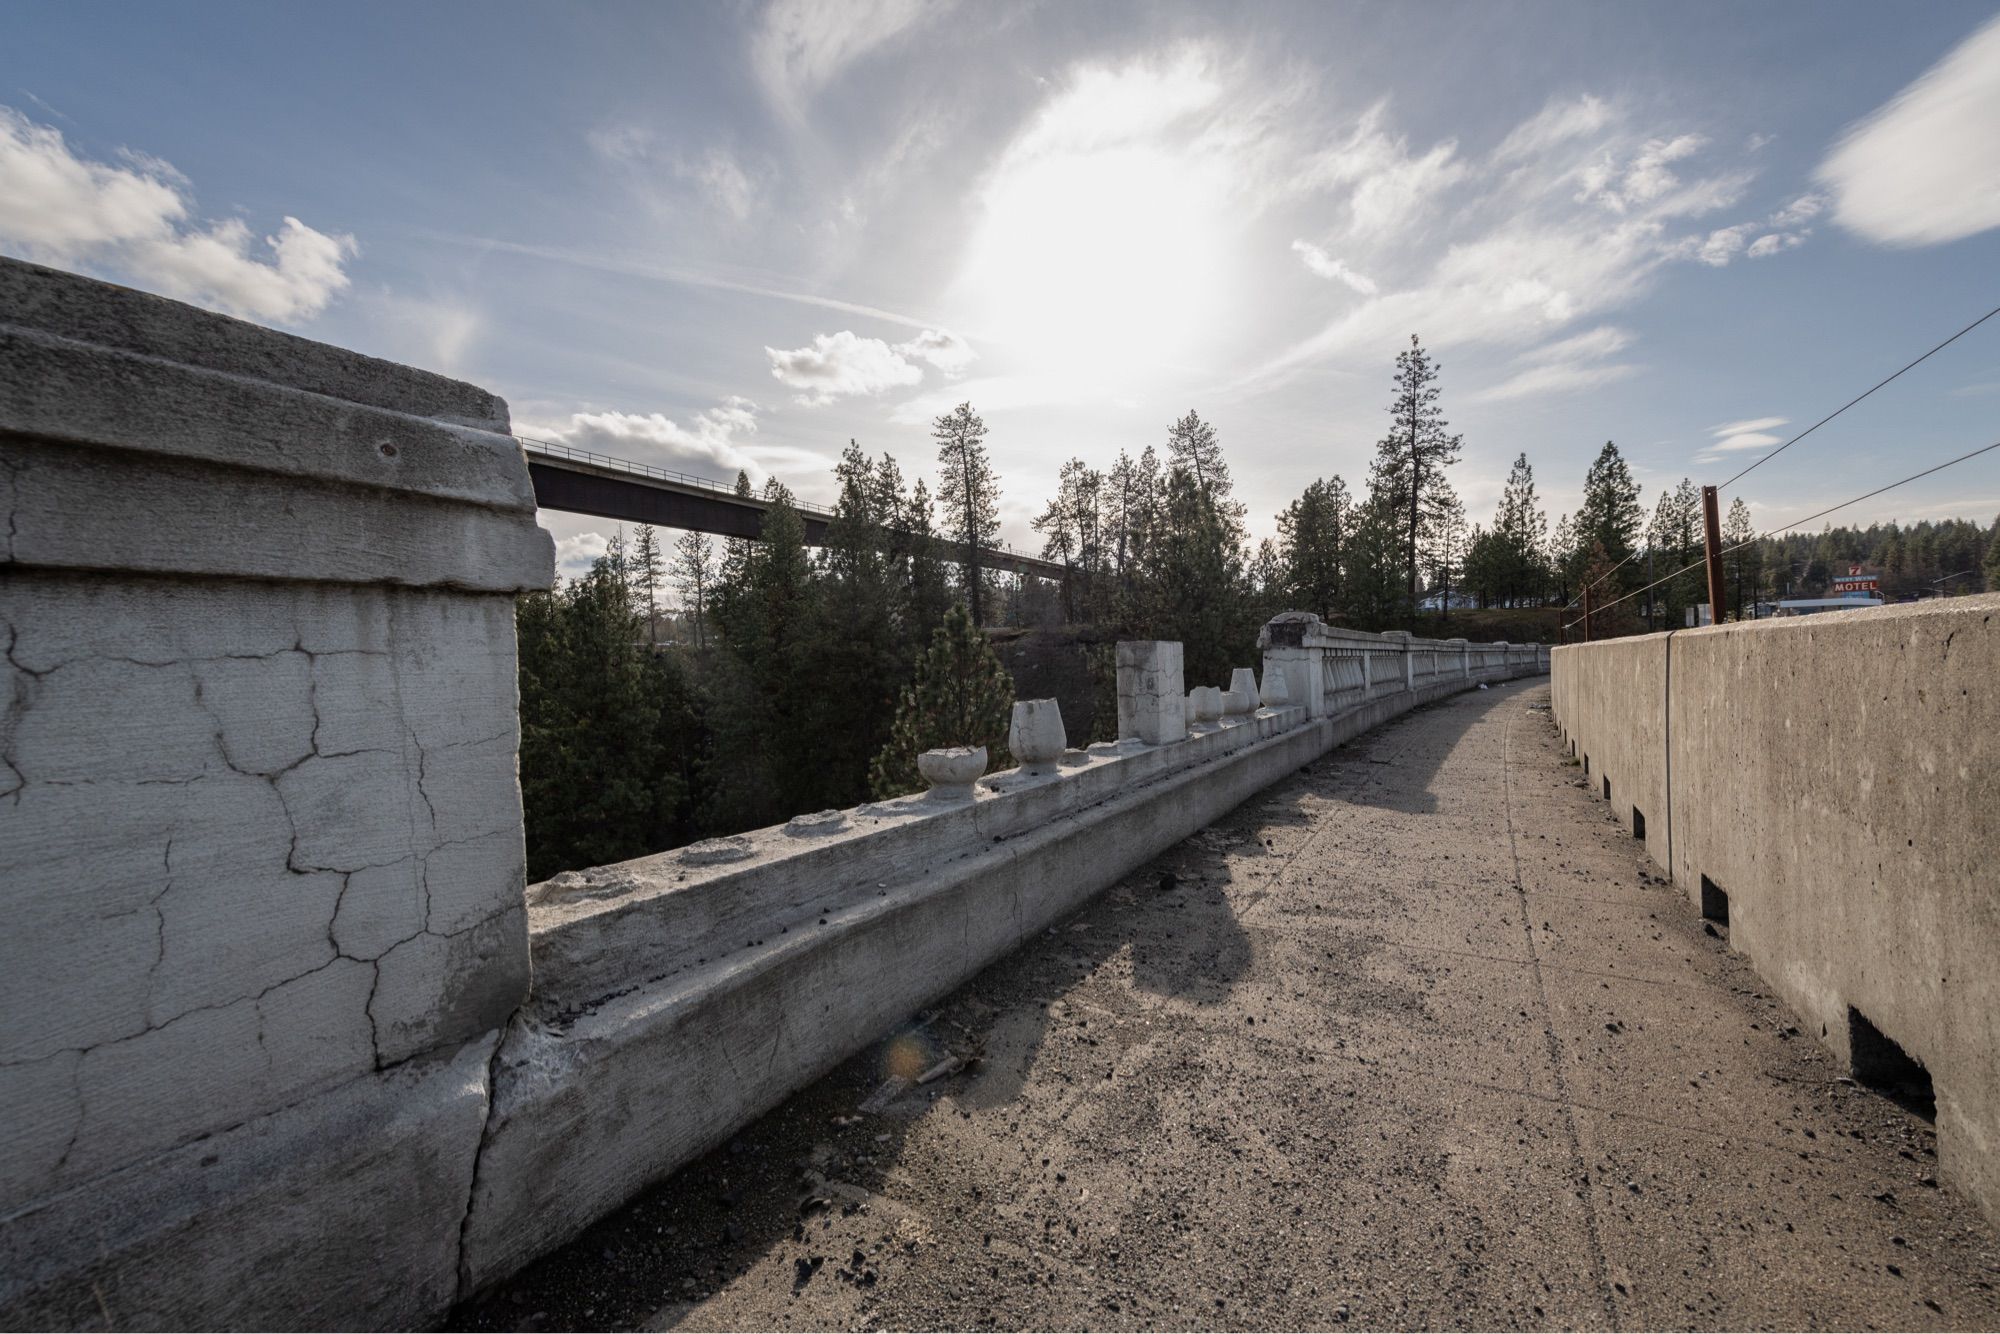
[
  {"xmin": 1582, "ymin": 583, "xmax": 1593, "ymax": 642},
  {"xmin": 1701, "ymin": 485, "xmax": 1726, "ymax": 626}
]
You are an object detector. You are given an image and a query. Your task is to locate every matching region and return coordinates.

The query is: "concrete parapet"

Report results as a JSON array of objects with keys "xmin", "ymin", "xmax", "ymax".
[
  {"xmin": 1552, "ymin": 596, "xmax": 2000, "ymax": 1224},
  {"xmin": 0, "ymin": 257, "xmax": 552, "ymax": 1328},
  {"xmin": 458, "ymin": 618, "xmax": 1546, "ymax": 1291}
]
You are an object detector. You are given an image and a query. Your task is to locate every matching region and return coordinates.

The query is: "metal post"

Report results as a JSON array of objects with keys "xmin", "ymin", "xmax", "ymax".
[
  {"xmin": 1582, "ymin": 584, "xmax": 1593, "ymax": 642},
  {"xmin": 1701, "ymin": 485, "xmax": 1726, "ymax": 625}
]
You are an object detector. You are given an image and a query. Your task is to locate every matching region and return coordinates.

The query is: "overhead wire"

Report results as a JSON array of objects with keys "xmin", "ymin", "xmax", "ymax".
[
  {"xmin": 1560, "ymin": 438, "xmax": 2000, "ymax": 633},
  {"xmin": 1562, "ymin": 301, "xmax": 2000, "ymax": 609}
]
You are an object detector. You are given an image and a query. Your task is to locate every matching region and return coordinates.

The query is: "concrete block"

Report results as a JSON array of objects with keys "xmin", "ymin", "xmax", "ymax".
[
  {"xmin": 0, "ymin": 1031, "xmax": 497, "ymax": 1332},
  {"xmin": 370, "ymin": 906, "xmax": 529, "ymax": 1067},
  {"xmin": 1115, "ymin": 639, "xmax": 1186, "ymax": 744}
]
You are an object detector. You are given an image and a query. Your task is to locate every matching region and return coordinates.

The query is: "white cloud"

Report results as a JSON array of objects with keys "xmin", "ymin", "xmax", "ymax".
[
  {"xmin": 523, "ymin": 397, "xmax": 766, "ymax": 482},
  {"xmin": 1235, "ymin": 94, "xmax": 1766, "ymax": 392},
  {"xmin": 0, "ymin": 106, "xmax": 353, "ymax": 322},
  {"xmin": 1818, "ymin": 13, "xmax": 2000, "ymax": 246},
  {"xmin": 1712, "ymin": 416, "xmax": 1788, "ymax": 436},
  {"xmin": 1474, "ymin": 360, "xmax": 1637, "ymax": 403},
  {"xmin": 1290, "ymin": 239, "xmax": 1378, "ymax": 294},
  {"xmin": 1769, "ymin": 192, "xmax": 1827, "ymax": 228},
  {"xmin": 1746, "ymin": 232, "xmax": 1804, "ymax": 259},
  {"xmin": 554, "ymin": 531, "xmax": 610, "ymax": 576},
  {"xmin": 766, "ymin": 327, "xmax": 975, "ymax": 404},
  {"xmin": 684, "ymin": 149, "xmax": 756, "ymax": 220},
  {"xmin": 1292, "ymin": 102, "xmax": 1468, "ymax": 241},
  {"xmin": 752, "ymin": 0, "xmax": 947, "ymax": 117},
  {"xmin": 1695, "ymin": 416, "xmax": 1790, "ymax": 461},
  {"xmin": 1675, "ymin": 222, "xmax": 1757, "ymax": 267},
  {"xmin": 1495, "ymin": 95, "xmax": 1615, "ymax": 162},
  {"xmin": 1520, "ymin": 324, "xmax": 1634, "ymax": 364},
  {"xmin": 1473, "ymin": 324, "xmax": 1638, "ymax": 402},
  {"xmin": 897, "ymin": 327, "xmax": 976, "ymax": 374},
  {"xmin": 766, "ymin": 330, "xmax": 924, "ymax": 404}
]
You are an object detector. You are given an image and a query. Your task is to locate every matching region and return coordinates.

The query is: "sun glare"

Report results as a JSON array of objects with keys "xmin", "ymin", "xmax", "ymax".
[{"xmin": 954, "ymin": 139, "xmax": 1234, "ymax": 388}]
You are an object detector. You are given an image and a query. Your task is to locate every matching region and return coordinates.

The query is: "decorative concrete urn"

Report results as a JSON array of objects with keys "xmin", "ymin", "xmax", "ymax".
[
  {"xmin": 917, "ymin": 745, "xmax": 987, "ymax": 799},
  {"xmin": 1189, "ymin": 686, "xmax": 1224, "ymax": 723},
  {"xmin": 1225, "ymin": 668, "xmax": 1259, "ymax": 715},
  {"xmin": 1259, "ymin": 667, "xmax": 1290, "ymax": 707},
  {"xmin": 1009, "ymin": 698, "xmax": 1067, "ymax": 775}
]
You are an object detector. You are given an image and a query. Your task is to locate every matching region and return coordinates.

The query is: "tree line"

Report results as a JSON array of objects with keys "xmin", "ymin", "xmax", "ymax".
[{"xmin": 517, "ymin": 334, "xmax": 2000, "ymax": 878}]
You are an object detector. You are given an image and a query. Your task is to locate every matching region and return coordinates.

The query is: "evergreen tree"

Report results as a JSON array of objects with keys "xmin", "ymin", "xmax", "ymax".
[
  {"xmin": 901, "ymin": 477, "xmax": 951, "ymax": 655},
  {"xmin": 1368, "ymin": 336, "xmax": 1463, "ymax": 619},
  {"xmin": 630, "ymin": 524, "xmax": 664, "ymax": 643},
  {"xmin": 1492, "ymin": 452, "xmax": 1549, "ymax": 605},
  {"xmin": 815, "ymin": 443, "xmax": 907, "ymax": 805},
  {"xmin": 1986, "ymin": 512, "xmax": 2000, "ymax": 592},
  {"xmin": 1165, "ymin": 409, "xmax": 1245, "ymax": 524},
  {"xmin": 1722, "ymin": 497, "xmax": 1759, "ymax": 620},
  {"xmin": 1143, "ymin": 466, "xmax": 1252, "ymax": 688},
  {"xmin": 869, "ymin": 604, "xmax": 1015, "ymax": 798},
  {"xmin": 1574, "ymin": 442, "xmax": 1644, "ymax": 586},
  {"xmin": 1424, "ymin": 491, "xmax": 1469, "ymax": 621},
  {"xmin": 934, "ymin": 402, "xmax": 1000, "ymax": 625},
  {"xmin": 670, "ymin": 530, "xmax": 716, "ymax": 651},
  {"xmin": 1340, "ymin": 494, "xmax": 1408, "ymax": 631},
  {"xmin": 1277, "ymin": 475, "xmax": 1351, "ymax": 621}
]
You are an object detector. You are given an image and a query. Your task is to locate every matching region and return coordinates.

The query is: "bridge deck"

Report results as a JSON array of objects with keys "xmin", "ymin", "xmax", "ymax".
[
  {"xmin": 453, "ymin": 681, "xmax": 1998, "ymax": 1331},
  {"xmin": 523, "ymin": 441, "xmax": 1069, "ymax": 582}
]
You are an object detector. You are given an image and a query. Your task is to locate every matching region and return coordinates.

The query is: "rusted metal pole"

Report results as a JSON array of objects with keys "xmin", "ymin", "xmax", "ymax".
[
  {"xmin": 1701, "ymin": 485, "xmax": 1726, "ymax": 625},
  {"xmin": 1582, "ymin": 583, "xmax": 1593, "ymax": 642}
]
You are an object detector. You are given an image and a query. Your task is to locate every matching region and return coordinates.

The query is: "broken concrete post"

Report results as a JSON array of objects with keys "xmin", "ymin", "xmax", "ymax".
[
  {"xmin": 918, "ymin": 746, "xmax": 987, "ymax": 800},
  {"xmin": 0, "ymin": 256, "xmax": 553, "ymax": 1329},
  {"xmin": 1008, "ymin": 700, "xmax": 1066, "ymax": 775},
  {"xmin": 1259, "ymin": 666, "xmax": 1290, "ymax": 707},
  {"xmin": 1189, "ymin": 686, "xmax": 1225, "ymax": 726},
  {"xmin": 1115, "ymin": 640, "xmax": 1187, "ymax": 745}
]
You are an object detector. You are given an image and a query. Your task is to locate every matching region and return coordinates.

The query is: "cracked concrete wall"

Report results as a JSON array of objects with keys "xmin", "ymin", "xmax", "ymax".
[
  {"xmin": 1552, "ymin": 596, "xmax": 2000, "ymax": 1226},
  {"xmin": 0, "ymin": 257, "xmax": 552, "ymax": 1330}
]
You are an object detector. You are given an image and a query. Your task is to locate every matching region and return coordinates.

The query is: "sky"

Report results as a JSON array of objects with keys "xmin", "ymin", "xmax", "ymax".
[{"xmin": 5, "ymin": 0, "xmax": 1999, "ymax": 577}]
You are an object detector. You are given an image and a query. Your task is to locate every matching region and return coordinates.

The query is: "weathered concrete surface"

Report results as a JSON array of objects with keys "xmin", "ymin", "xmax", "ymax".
[
  {"xmin": 1554, "ymin": 596, "xmax": 2000, "ymax": 1225},
  {"xmin": 0, "ymin": 256, "xmax": 552, "ymax": 1329},
  {"xmin": 456, "ymin": 653, "xmax": 1543, "ymax": 1294},
  {"xmin": 450, "ymin": 683, "xmax": 2000, "ymax": 1332}
]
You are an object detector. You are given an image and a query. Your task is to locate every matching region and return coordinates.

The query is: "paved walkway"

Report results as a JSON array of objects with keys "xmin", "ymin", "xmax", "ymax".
[{"xmin": 454, "ymin": 680, "xmax": 2000, "ymax": 1331}]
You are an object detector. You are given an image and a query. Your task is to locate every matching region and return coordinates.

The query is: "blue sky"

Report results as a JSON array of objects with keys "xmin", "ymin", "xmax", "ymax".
[{"xmin": 6, "ymin": 1, "xmax": 1999, "ymax": 575}]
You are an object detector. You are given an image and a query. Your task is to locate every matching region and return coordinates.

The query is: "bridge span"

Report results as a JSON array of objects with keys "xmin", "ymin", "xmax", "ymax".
[
  {"xmin": 522, "ymin": 438, "xmax": 1070, "ymax": 581},
  {"xmin": 453, "ymin": 678, "xmax": 2000, "ymax": 1331}
]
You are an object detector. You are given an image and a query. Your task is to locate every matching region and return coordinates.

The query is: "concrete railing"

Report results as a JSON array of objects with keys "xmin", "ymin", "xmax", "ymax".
[
  {"xmin": 0, "ymin": 256, "xmax": 1551, "ymax": 1328},
  {"xmin": 1552, "ymin": 597, "xmax": 2000, "ymax": 1225}
]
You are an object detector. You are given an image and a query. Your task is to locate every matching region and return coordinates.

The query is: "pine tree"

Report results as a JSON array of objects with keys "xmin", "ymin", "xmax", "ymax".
[
  {"xmin": 1277, "ymin": 475, "xmax": 1351, "ymax": 622},
  {"xmin": 901, "ymin": 477, "xmax": 951, "ymax": 656},
  {"xmin": 1165, "ymin": 410, "xmax": 1245, "ymax": 525},
  {"xmin": 816, "ymin": 443, "xmax": 907, "ymax": 805},
  {"xmin": 1492, "ymin": 452, "xmax": 1549, "ymax": 606},
  {"xmin": 1575, "ymin": 442, "xmax": 1643, "ymax": 584},
  {"xmin": 1369, "ymin": 336, "xmax": 1463, "ymax": 620},
  {"xmin": 630, "ymin": 524, "xmax": 664, "ymax": 644},
  {"xmin": 869, "ymin": 604, "xmax": 1015, "ymax": 799},
  {"xmin": 670, "ymin": 530, "xmax": 716, "ymax": 651},
  {"xmin": 1424, "ymin": 490, "xmax": 1469, "ymax": 623},
  {"xmin": 1341, "ymin": 494, "xmax": 1408, "ymax": 632},
  {"xmin": 1986, "ymin": 512, "xmax": 2000, "ymax": 592},
  {"xmin": 1722, "ymin": 497, "xmax": 1759, "ymax": 620},
  {"xmin": 934, "ymin": 402, "xmax": 1000, "ymax": 625}
]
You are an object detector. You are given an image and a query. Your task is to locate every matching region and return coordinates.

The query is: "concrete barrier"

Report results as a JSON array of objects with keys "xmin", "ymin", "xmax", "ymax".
[{"xmin": 1552, "ymin": 597, "xmax": 2000, "ymax": 1224}]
